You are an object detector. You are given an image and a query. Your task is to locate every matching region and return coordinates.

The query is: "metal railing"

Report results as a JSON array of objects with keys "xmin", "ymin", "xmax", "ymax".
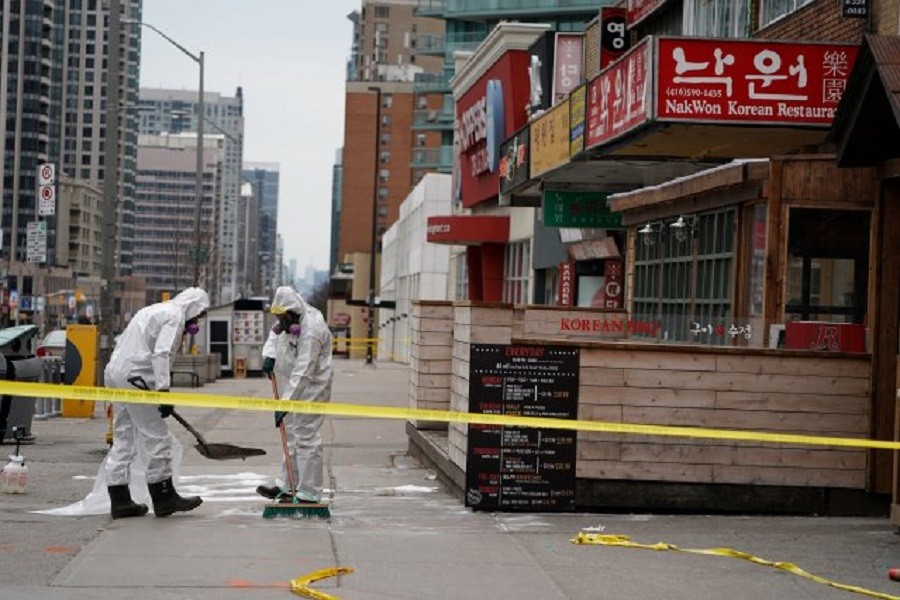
[
  {"xmin": 412, "ymin": 108, "xmax": 454, "ymax": 129},
  {"xmin": 414, "ymin": 0, "xmax": 446, "ymax": 16},
  {"xmin": 445, "ymin": 0, "xmax": 605, "ymax": 16},
  {"xmin": 410, "ymin": 145, "xmax": 454, "ymax": 169},
  {"xmin": 413, "ymin": 72, "xmax": 453, "ymax": 93},
  {"xmin": 33, "ymin": 358, "xmax": 63, "ymax": 420}
]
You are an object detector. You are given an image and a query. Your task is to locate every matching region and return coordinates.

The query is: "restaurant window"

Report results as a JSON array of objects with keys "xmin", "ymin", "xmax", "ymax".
[
  {"xmin": 683, "ymin": 0, "xmax": 748, "ymax": 38},
  {"xmin": 633, "ymin": 209, "xmax": 736, "ymax": 342},
  {"xmin": 759, "ymin": 0, "xmax": 813, "ymax": 29},
  {"xmin": 784, "ymin": 208, "xmax": 869, "ymax": 324},
  {"xmin": 503, "ymin": 240, "xmax": 531, "ymax": 305}
]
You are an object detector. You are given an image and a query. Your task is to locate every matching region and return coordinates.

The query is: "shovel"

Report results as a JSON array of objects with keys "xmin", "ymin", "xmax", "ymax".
[
  {"xmin": 126, "ymin": 376, "xmax": 265, "ymax": 461},
  {"xmin": 169, "ymin": 409, "xmax": 266, "ymax": 461}
]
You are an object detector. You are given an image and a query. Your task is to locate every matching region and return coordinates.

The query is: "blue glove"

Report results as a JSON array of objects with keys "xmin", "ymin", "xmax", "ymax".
[
  {"xmin": 262, "ymin": 357, "xmax": 275, "ymax": 378},
  {"xmin": 274, "ymin": 410, "xmax": 287, "ymax": 428},
  {"xmin": 157, "ymin": 388, "xmax": 173, "ymax": 418}
]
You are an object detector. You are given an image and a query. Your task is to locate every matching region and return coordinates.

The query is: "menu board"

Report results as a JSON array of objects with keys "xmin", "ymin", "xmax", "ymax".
[
  {"xmin": 465, "ymin": 344, "xmax": 579, "ymax": 511},
  {"xmin": 232, "ymin": 311, "xmax": 265, "ymax": 344}
]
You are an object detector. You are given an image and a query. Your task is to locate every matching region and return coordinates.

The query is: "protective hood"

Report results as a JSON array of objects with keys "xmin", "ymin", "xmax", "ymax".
[
  {"xmin": 270, "ymin": 286, "xmax": 308, "ymax": 317},
  {"xmin": 169, "ymin": 287, "xmax": 210, "ymax": 321}
]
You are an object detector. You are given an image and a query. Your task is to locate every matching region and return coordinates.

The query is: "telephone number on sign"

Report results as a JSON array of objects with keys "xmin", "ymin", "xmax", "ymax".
[{"xmin": 665, "ymin": 87, "xmax": 723, "ymax": 99}]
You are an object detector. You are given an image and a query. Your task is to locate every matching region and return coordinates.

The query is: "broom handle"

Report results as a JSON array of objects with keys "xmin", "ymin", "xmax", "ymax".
[{"xmin": 270, "ymin": 376, "xmax": 298, "ymax": 497}]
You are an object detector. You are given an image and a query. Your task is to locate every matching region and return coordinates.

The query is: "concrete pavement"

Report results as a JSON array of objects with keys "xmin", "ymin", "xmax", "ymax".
[{"xmin": 1, "ymin": 359, "xmax": 898, "ymax": 599}]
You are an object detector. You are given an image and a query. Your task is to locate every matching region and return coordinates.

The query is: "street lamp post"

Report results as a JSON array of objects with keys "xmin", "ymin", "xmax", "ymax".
[
  {"xmin": 366, "ymin": 86, "xmax": 381, "ymax": 366},
  {"xmin": 125, "ymin": 19, "xmax": 205, "ymax": 288}
]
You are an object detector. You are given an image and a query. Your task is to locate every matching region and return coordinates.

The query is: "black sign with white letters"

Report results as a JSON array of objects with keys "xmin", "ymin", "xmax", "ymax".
[{"xmin": 841, "ymin": 0, "xmax": 868, "ymax": 17}]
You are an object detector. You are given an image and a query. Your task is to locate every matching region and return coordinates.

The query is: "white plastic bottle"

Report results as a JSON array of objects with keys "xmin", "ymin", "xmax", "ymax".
[{"xmin": 1, "ymin": 455, "xmax": 28, "ymax": 494}]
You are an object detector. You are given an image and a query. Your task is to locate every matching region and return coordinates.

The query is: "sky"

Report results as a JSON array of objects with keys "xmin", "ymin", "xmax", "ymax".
[{"xmin": 139, "ymin": 0, "xmax": 359, "ymax": 273}]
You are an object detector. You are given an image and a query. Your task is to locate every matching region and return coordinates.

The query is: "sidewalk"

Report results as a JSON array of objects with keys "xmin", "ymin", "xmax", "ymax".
[{"xmin": 1, "ymin": 359, "xmax": 898, "ymax": 599}]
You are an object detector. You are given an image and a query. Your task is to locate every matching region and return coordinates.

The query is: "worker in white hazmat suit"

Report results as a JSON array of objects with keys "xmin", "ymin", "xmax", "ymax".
[
  {"xmin": 258, "ymin": 286, "xmax": 333, "ymax": 503},
  {"xmin": 104, "ymin": 287, "xmax": 210, "ymax": 519}
]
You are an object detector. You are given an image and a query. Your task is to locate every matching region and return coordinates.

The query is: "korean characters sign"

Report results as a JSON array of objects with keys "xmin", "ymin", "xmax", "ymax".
[
  {"xmin": 552, "ymin": 33, "xmax": 584, "ymax": 105},
  {"xmin": 530, "ymin": 98, "xmax": 570, "ymax": 178},
  {"xmin": 600, "ymin": 6, "xmax": 629, "ymax": 69},
  {"xmin": 586, "ymin": 38, "xmax": 651, "ymax": 150},
  {"xmin": 656, "ymin": 38, "xmax": 859, "ymax": 126}
]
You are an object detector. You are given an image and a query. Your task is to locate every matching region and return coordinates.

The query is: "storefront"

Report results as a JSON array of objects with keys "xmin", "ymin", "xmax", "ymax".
[{"xmin": 830, "ymin": 34, "xmax": 900, "ymax": 525}]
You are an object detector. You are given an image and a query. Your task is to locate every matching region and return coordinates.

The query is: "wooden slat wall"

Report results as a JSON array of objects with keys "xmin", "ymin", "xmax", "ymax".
[
  {"xmin": 409, "ymin": 302, "xmax": 453, "ymax": 431},
  {"xmin": 448, "ymin": 304, "xmax": 516, "ymax": 472},
  {"xmin": 577, "ymin": 348, "xmax": 871, "ymax": 489}
]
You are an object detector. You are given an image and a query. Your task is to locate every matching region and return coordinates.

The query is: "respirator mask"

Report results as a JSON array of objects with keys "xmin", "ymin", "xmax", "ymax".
[{"xmin": 272, "ymin": 312, "xmax": 301, "ymax": 336}]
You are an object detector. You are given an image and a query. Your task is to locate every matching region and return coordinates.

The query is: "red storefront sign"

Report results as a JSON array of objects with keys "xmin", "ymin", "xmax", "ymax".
[
  {"xmin": 426, "ymin": 215, "xmax": 510, "ymax": 245},
  {"xmin": 586, "ymin": 39, "xmax": 651, "ymax": 149},
  {"xmin": 656, "ymin": 38, "xmax": 859, "ymax": 126},
  {"xmin": 455, "ymin": 52, "xmax": 531, "ymax": 208},
  {"xmin": 558, "ymin": 261, "xmax": 575, "ymax": 307},
  {"xmin": 627, "ymin": 0, "xmax": 668, "ymax": 27}
]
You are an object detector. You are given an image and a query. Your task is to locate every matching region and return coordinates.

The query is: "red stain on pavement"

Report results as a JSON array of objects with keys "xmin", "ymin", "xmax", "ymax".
[
  {"xmin": 44, "ymin": 545, "xmax": 79, "ymax": 554},
  {"xmin": 0, "ymin": 545, "xmax": 14, "ymax": 553}
]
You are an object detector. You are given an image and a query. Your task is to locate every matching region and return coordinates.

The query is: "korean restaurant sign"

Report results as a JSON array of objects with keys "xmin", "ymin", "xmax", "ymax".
[
  {"xmin": 530, "ymin": 98, "xmax": 570, "ymax": 178},
  {"xmin": 543, "ymin": 190, "xmax": 622, "ymax": 229},
  {"xmin": 655, "ymin": 38, "xmax": 859, "ymax": 126},
  {"xmin": 569, "ymin": 84, "xmax": 586, "ymax": 157},
  {"xmin": 585, "ymin": 38, "xmax": 651, "ymax": 150},
  {"xmin": 600, "ymin": 6, "xmax": 630, "ymax": 69},
  {"xmin": 627, "ymin": 0, "xmax": 669, "ymax": 28}
]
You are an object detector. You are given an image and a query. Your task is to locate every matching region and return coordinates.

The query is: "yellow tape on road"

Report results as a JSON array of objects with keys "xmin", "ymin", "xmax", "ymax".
[
  {"xmin": 290, "ymin": 567, "xmax": 354, "ymax": 600},
  {"xmin": 2, "ymin": 380, "xmax": 899, "ymax": 450},
  {"xmin": 572, "ymin": 533, "xmax": 900, "ymax": 600}
]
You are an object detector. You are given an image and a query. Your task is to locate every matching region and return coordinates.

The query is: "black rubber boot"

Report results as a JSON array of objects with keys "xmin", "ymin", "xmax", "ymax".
[
  {"xmin": 256, "ymin": 485, "xmax": 283, "ymax": 500},
  {"xmin": 147, "ymin": 477, "xmax": 202, "ymax": 517},
  {"xmin": 108, "ymin": 485, "xmax": 149, "ymax": 519}
]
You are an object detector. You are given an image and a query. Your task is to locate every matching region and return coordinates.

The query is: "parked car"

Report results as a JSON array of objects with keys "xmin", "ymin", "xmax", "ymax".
[{"xmin": 36, "ymin": 329, "xmax": 66, "ymax": 359}]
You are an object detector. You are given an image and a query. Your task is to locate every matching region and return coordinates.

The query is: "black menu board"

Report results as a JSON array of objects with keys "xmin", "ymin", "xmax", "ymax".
[{"xmin": 465, "ymin": 344, "xmax": 579, "ymax": 511}]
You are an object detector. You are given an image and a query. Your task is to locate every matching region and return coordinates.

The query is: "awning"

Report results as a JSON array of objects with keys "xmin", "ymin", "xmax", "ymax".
[
  {"xmin": 831, "ymin": 35, "xmax": 900, "ymax": 167},
  {"xmin": 426, "ymin": 215, "xmax": 510, "ymax": 245}
]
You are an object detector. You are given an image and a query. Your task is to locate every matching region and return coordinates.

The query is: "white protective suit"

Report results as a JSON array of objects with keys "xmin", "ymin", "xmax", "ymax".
[
  {"xmin": 104, "ymin": 287, "xmax": 210, "ymax": 487},
  {"xmin": 262, "ymin": 286, "xmax": 333, "ymax": 501}
]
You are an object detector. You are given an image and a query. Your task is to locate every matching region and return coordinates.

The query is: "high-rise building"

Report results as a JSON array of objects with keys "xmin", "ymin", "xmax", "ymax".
[
  {"xmin": 242, "ymin": 162, "xmax": 279, "ymax": 296},
  {"xmin": 1, "ymin": 0, "xmax": 142, "ymax": 272},
  {"xmin": 134, "ymin": 133, "xmax": 222, "ymax": 302},
  {"xmin": 329, "ymin": 148, "xmax": 343, "ymax": 275},
  {"xmin": 138, "ymin": 87, "xmax": 244, "ymax": 303}
]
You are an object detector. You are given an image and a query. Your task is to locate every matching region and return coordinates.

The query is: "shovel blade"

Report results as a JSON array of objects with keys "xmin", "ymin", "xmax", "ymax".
[{"xmin": 195, "ymin": 443, "xmax": 267, "ymax": 461}]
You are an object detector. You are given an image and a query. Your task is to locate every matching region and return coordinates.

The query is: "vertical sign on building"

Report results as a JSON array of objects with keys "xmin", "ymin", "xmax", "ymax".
[
  {"xmin": 558, "ymin": 261, "xmax": 575, "ymax": 307},
  {"xmin": 603, "ymin": 259, "xmax": 624, "ymax": 309},
  {"xmin": 599, "ymin": 7, "xmax": 629, "ymax": 69},
  {"xmin": 466, "ymin": 344, "xmax": 579, "ymax": 511},
  {"xmin": 552, "ymin": 33, "xmax": 584, "ymax": 105},
  {"xmin": 26, "ymin": 221, "xmax": 47, "ymax": 264}
]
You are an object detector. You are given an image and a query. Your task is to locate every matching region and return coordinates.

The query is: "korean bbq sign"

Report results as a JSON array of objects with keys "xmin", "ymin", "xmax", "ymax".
[{"xmin": 656, "ymin": 38, "xmax": 858, "ymax": 125}]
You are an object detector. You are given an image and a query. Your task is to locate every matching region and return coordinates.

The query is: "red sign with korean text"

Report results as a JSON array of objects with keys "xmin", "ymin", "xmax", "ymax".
[
  {"xmin": 558, "ymin": 261, "xmax": 575, "ymax": 307},
  {"xmin": 553, "ymin": 33, "xmax": 584, "ymax": 105},
  {"xmin": 656, "ymin": 38, "xmax": 859, "ymax": 126},
  {"xmin": 627, "ymin": 0, "xmax": 668, "ymax": 27},
  {"xmin": 586, "ymin": 39, "xmax": 651, "ymax": 150}
]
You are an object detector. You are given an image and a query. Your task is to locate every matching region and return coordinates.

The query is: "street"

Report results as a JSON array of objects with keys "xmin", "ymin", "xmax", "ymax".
[{"xmin": 0, "ymin": 359, "xmax": 897, "ymax": 599}]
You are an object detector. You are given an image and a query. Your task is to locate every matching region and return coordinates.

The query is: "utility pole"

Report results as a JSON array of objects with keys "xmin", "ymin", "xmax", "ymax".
[
  {"xmin": 366, "ymin": 86, "xmax": 381, "ymax": 366},
  {"xmin": 99, "ymin": 0, "xmax": 122, "ymax": 376},
  {"xmin": 192, "ymin": 51, "xmax": 205, "ymax": 287}
]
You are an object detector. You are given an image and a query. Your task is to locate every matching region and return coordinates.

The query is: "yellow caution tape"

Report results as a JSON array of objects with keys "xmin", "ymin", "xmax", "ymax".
[
  {"xmin": 290, "ymin": 566, "xmax": 354, "ymax": 599},
  {"xmin": 572, "ymin": 533, "xmax": 899, "ymax": 600},
  {"xmin": 2, "ymin": 380, "xmax": 900, "ymax": 450}
]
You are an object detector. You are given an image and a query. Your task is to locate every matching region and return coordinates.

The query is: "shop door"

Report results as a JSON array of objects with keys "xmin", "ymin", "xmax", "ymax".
[{"xmin": 209, "ymin": 319, "xmax": 231, "ymax": 372}]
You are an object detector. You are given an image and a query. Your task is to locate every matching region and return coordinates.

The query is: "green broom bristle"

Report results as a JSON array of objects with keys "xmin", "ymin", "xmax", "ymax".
[{"xmin": 262, "ymin": 502, "xmax": 331, "ymax": 519}]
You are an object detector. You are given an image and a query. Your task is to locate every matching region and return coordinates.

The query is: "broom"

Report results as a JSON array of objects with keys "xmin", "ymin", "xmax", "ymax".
[{"xmin": 262, "ymin": 376, "xmax": 330, "ymax": 519}]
